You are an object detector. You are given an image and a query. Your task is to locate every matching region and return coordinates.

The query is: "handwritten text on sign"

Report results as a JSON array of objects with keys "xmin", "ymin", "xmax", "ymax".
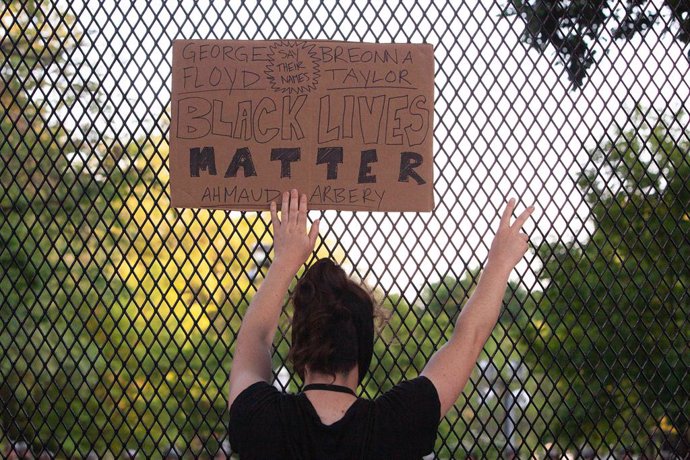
[{"xmin": 170, "ymin": 40, "xmax": 434, "ymax": 211}]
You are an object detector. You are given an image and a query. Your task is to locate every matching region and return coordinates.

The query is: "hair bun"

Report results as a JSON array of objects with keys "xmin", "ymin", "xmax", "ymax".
[
  {"xmin": 295, "ymin": 278, "xmax": 316, "ymax": 303},
  {"xmin": 289, "ymin": 257, "xmax": 375, "ymax": 384}
]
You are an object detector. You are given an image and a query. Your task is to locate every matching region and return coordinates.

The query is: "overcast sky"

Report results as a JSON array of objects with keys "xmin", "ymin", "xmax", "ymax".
[{"xmin": 56, "ymin": 0, "xmax": 690, "ymax": 301}]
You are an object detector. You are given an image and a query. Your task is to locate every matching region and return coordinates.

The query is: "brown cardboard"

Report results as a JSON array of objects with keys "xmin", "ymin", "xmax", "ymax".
[{"xmin": 170, "ymin": 40, "xmax": 434, "ymax": 211}]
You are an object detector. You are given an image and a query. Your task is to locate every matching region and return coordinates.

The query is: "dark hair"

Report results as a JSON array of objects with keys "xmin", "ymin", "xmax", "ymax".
[{"xmin": 288, "ymin": 258, "xmax": 376, "ymax": 384}]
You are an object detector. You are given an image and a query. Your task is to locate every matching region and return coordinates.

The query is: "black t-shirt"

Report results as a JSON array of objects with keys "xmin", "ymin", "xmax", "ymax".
[{"xmin": 228, "ymin": 376, "xmax": 441, "ymax": 459}]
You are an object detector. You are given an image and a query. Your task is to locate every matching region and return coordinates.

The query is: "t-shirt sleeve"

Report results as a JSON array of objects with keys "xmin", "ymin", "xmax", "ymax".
[
  {"xmin": 228, "ymin": 381, "xmax": 281, "ymax": 454},
  {"xmin": 374, "ymin": 375, "xmax": 441, "ymax": 456}
]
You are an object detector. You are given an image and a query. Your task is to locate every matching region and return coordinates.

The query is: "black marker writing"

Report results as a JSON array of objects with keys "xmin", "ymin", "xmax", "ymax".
[
  {"xmin": 270, "ymin": 148, "xmax": 301, "ymax": 178},
  {"xmin": 225, "ymin": 147, "xmax": 257, "ymax": 177},
  {"xmin": 358, "ymin": 149, "xmax": 377, "ymax": 183},
  {"xmin": 399, "ymin": 152, "xmax": 425, "ymax": 185},
  {"xmin": 316, "ymin": 147, "xmax": 343, "ymax": 180},
  {"xmin": 190, "ymin": 146, "xmax": 217, "ymax": 176},
  {"xmin": 189, "ymin": 146, "xmax": 427, "ymax": 184},
  {"xmin": 177, "ymin": 96, "xmax": 306, "ymax": 142},
  {"xmin": 281, "ymin": 95, "xmax": 307, "ymax": 140}
]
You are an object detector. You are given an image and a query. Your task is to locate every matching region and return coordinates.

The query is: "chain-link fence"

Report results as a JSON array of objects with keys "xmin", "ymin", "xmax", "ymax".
[{"xmin": 2, "ymin": 1, "xmax": 689, "ymax": 458}]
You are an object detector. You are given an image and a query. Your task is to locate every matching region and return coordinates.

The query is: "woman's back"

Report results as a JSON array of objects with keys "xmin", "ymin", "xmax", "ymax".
[
  {"xmin": 227, "ymin": 190, "xmax": 534, "ymax": 458},
  {"xmin": 228, "ymin": 377, "xmax": 440, "ymax": 459}
]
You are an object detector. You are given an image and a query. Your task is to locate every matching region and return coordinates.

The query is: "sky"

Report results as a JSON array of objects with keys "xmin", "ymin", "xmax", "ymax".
[{"xmin": 52, "ymin": 0, "xmax": 690, "ymax": 302}]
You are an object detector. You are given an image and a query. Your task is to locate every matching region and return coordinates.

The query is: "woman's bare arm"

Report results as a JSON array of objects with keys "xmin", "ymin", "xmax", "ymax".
[
  {"xmin": 421, "ymin": 198, "xmax": 534, "ymax": 418},
  {"xmin": 227, "ymin": 189, "xmax": 319, "ymax": 409}
]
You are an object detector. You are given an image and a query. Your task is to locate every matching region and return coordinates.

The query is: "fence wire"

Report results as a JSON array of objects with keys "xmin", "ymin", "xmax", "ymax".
[{"xmin": 1, "ymin": 1, "xmax": 689, "ymax": 459}]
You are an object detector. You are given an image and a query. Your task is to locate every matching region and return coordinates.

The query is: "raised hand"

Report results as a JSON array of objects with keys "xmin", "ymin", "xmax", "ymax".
[
  {"xmin": 270, "ymin": 189, "xmax": 320, "ymax": 274},
  {"xmin": 486, "ymin": 198, "xmax": 534, "ymax": 275},
  {"xmin": 228, "ymin": 190, "xmax": 319, "ymax": 406}
]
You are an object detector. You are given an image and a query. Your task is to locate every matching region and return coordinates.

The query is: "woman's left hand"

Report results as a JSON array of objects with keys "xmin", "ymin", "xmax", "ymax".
[{"xmin": 270, "ymin": 189, "xmax": 320, "ymax": 274}]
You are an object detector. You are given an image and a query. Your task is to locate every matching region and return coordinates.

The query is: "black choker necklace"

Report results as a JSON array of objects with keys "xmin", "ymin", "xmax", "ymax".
[{"xmin": 302, "ymin": 383, "xmax": 357, "ymax": 397}]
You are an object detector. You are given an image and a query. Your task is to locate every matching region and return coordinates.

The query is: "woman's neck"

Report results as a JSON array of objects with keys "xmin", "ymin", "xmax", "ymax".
[
  {"xmin": 302, "ymin": 369, "xmax": 360, "ymax": 426},
  {"xmin": 303, "ymin": 368, "xmax": 358, "ymax": 393}
]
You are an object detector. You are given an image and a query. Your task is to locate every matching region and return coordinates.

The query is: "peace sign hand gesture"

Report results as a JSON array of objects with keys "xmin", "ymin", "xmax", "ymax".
[{"xmin": 486, "ymin": 198, "xmax": 535, "ymax": 276}]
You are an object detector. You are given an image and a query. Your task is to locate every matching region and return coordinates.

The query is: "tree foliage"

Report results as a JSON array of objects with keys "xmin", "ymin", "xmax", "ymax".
[
  {"xmin": 504, "ymin": 0, "xmax": 690, "ymax": 87},
  {"xmin": 523, "ymin": 110, "xmax": 690, "ymax": 454},
  {"xmin": 0, "ymin": 2, "xmax": 122, "ymax": 454},
  {"xmin": 1, "ymin": 2, "xmax": 268, "ymax": 456},
  {"xmin": 409, "ymin": 271, "xmax": 541, "ymax": 456}
]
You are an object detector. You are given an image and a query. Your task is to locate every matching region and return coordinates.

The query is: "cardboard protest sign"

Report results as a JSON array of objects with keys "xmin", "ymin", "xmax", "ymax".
[{"xmin": 170, "ymin": 40, "xmax": 434, "ymax": 211}]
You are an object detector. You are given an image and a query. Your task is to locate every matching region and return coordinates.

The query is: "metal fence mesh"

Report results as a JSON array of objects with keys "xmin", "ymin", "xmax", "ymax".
[{"xmin": 1, "ymin": 0, "xmax": 689, "ymax": 458}]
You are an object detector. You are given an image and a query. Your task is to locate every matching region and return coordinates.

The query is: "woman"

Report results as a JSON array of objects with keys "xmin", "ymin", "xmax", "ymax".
[{"xmin": 228, "ymin": 189, "xmax": 534, "ymax": 459}]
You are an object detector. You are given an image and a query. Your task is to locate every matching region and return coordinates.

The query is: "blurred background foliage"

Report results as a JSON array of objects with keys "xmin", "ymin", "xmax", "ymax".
[{"xmin": 1, "ymin": 0, "xmax": 689, "ymax": 458}]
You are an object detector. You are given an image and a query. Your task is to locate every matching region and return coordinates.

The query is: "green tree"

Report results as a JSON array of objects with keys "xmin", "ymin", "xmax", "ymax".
[
  {"xmin": 423, "ymin": 270, "xmax": 536, "ymax": 335},
  {"xmin": 524, "ymin": 110, "xmax": 690, "ymax": 455},
  {"xmin": 419, "ymin": 271, "xmax": 541, "ymax": 457},
  {"xmin": 0, "ymin": 1, "xmax": 124, "ymax": 455},
  {"xmin": 503, "ymin": 0, "xmax": 690, "ymax": 88}
]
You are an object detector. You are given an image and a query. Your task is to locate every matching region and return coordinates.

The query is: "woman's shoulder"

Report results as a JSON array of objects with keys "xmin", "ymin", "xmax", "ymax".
[
  {"xmin": 374, "ymin": 376, "xmax": 439, "ymax": 407},
  {"xmin": 229, "ymin": 382, "xmax": 297, "ymax": 420},
  {"xmin": 369, "ymin": 376, "xmax": 441, "ymax": 457},
  {"xmin": 371, "ymin": 376, "xmax": 440, "ymax": 435},
  {"xmin": 228, "ymin": 382, "xmax": 297, "ymax": 457}
]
